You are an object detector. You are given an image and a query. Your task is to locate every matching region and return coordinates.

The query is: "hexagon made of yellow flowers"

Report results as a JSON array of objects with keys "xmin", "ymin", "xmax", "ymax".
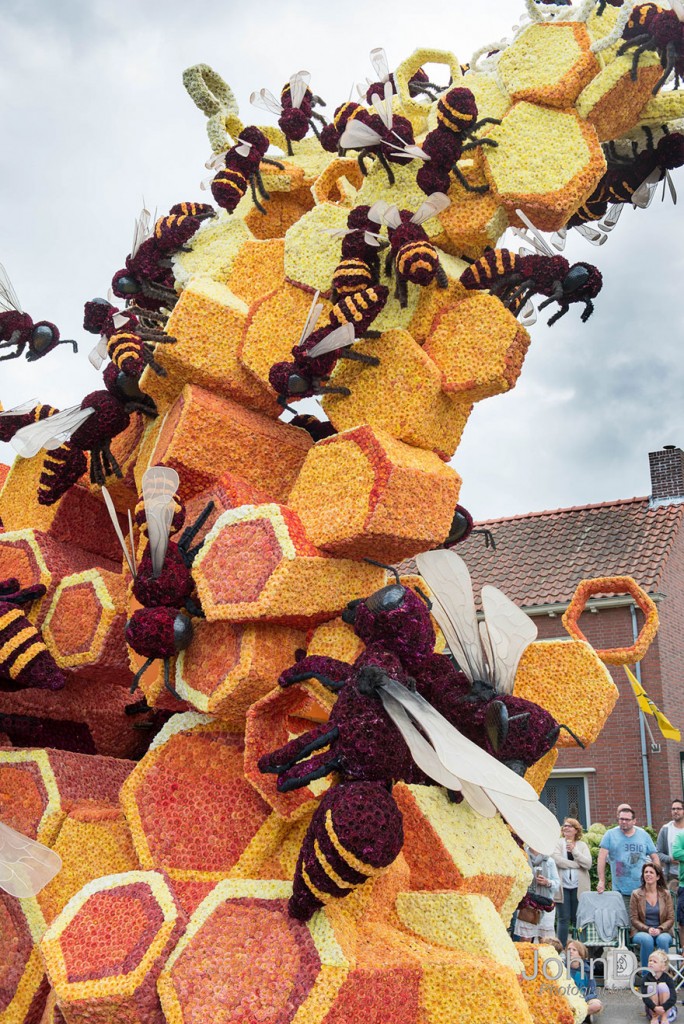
[
  {"xmin": 157, "ymin": 879, "xmax": 349, "ymax": 1024},
  {"xmin": 514, "ymin": 638, "xmax": 618, "ymax": 748},
  {"xmin": 484, "ymin": 102, "xmax": 606, "ymax": 232},
  {"xmin": 496, "ymin": 23, "xmax": 600, "ymax": 108}
]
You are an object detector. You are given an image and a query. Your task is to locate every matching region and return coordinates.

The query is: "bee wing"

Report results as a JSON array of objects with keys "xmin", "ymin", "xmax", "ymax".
[
  {"xmin": 550, "ymin": 229, "xmax": 567, "ymax": 251},
  {"xmin": 665, "ymin": 168, "xmax": 677, "ymax": 205},
  {"xmin": 363, "ymin": 230, "xmax": 382, "ymax": 247},
  {"xmin": 111, "ymin": 312, "xmax": 130, "ymax": 330},
  {"xmin": 250, "ymin": 88, "xmax": 283, "ymax": 116},
  {"xmin": 205, "ymin": 149, "xmax": 229, "ymax": 170},
  {"xmin": 11, "ymin": 405, "xmax": 94, "ymax": 458},
  {"xmin": 370, "ymin": 47, "xmax": 391, "ymax": 83},
  {"xmin": 234, "ymin": 140, "xmax": 253, "ymax": 158},
  {"xmin": 88, "ymin": 336, "xmax": 109, "ymax": 370},
  {"xmin": 0, "ymin": 263, "xmax": 22, "ymax": 314},
  {"xmin": 480, "ymin": 585, "xmax": 537, "ymax": 695},
  {"xmin": 289, "ymin": 70, "xmax": 311, "ymax": 110},
  {"xmin": 101, "ymin": 486, "xmax": 136, "ymax": 578},
  {"xmin": 296, "ymin": 290, "xmax": 324, "ymax": 349},
  {"xmin": 323, "ymin": 227, "xmax": 352, "ymax": 239},
  {"xmin": 574, "ymin": 223, "xmax": 607, "ymax": 246},
  {"xmin": 514, "ymin": 209, "xmax": 555, "ymax": 257},
  {"xmin": 339, "ymin": 120, "xmax": 384, "ymax": 150},
  {"xmin": 670, "ymin": 0, "xmax": 684, "ymax": 21},
  {"xmin": 601, "ymin": 204, "xmax": 623, "ymax": 230},
  {"xmin": 519, "ymin": 301, "xmax": 537, "ymax": 327},
  {"xmin": 131, "ymin": 206, "xmax": 153, "ymax": 259},
  {"xmin": 480, "ymin": 788, "xmax": 561, "ymax": 855},
  {"xmin": 367, "ymin": 199, "xmax": 391, "ymax": 225},
  {"xmin": 411, "ymin": 192, "xmax": 451, "ymax": 225},
  {"xmin": 0, "ymin": 821, "xmax": 62, "ymax": 898},
  {"xmin": 379, "ymin": 678, "xmax": 538, "ymax": 800},
  {"xmin": 142, "ymin": 466, "xmax": 180, "ymax": 578},
  {"xmin": 305, "ymin": 322, "xmax": 355, "ymax": 358},
  {"xmin": 0, "ymin": 399, "xmax": 40, "ymax": 416},
  {"xmin": 370, "ymin": 80, "xmax": 394, "ymax": 129},
  {"xmin": 415, "ymin": 549, "xmax": 486, "ymax": 683},
  {"xmin": 632, "ymin": 172, "xmax": 659, "ymax": 209}
]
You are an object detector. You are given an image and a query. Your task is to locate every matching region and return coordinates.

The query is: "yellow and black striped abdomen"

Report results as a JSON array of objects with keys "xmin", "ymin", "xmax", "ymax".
[
  {"xmin": 0, "ymin": 607, "xmax": 48, "ymax": 682},
  {"xmin": 460, "ymin": 248, "xmax": 519, "ymax": 289},
  {"xmin": 211, "ymin": 168, "xmax": 249, "ymax": 212},
  {"xmin": 331, "ymin": 258, "xmax": 374, "ymax": 296},
  {"xmin": 155, "ymin": 214, "xmax": 189, "ymax": 239},
  {"xmin": 396, "ymin": 240, "xmax": 438, "ymax": 283},
  {"xmin": 437, "ymin": 93, "xmax": 477, "ymax": 133}
]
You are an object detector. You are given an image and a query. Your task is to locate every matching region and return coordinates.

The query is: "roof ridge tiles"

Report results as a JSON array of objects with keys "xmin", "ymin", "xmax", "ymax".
[{"xmin": 474, "ymin": 495, "xmax": 650, "ymax": 527}]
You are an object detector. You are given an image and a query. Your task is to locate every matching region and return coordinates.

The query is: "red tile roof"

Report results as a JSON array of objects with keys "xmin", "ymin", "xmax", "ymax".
[{"xmin": 435, "ymin": 497, "xmax": 684, "ymax": 609}]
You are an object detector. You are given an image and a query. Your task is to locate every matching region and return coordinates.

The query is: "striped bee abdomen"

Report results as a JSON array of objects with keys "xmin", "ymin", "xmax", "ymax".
[
  {"xmin": 460, "ymin": 248, "xmax": 520, "ymax": 289},
  {"xmin": 0, "ymin": 604, "xmax": 64, "ymax": 690}
]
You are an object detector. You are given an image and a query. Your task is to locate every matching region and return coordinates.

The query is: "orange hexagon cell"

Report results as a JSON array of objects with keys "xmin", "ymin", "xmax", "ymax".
[
  {"xmin": 140, "ymin": 277, "xmax": 279, "ymax": 418},
  {"xmin": 311, "ymin": 158, "xmax": 364, "ymax": 206},
  {"xmin": 42, "ymin": 568, "xmax": 128, "ymax": 679},
  {"xmin": 136, "ymin": 383, "xmax": 311, "ymax": 503},
  {"xmin": 496, "ymin": 23, "xmax": 600, "ymax": 108},
  {"xmin": 41, "ymin": 870, "xmax": 185, "ymax": 1024},
  {"xmin": 562, "ymin": 575, "xmax": 659, "ymax": 665},
  {"xmin": 423, "ymin": 293, "xmax": 531, "ymax": 403},
  {"xmin": 287, "ymin": 426, "xmax": 462, "ymax": 562},
  {"xmin": 192, "ymin": 503, "xmax": 386, "ymax": 628},
  {"xmin": 244, "ymin": 681, "xmax": 336, "ymax": 819},
  {"xmin": 120, "ymin": 715, "xmax": 273, "ymax": 881},
  {"xmin": 0, "ymin": 895, "xmax": 45, "ymax": 1024},
  {"xmin": 576, "ymin": 50, "xmax": 664, "ymax": 142},
  {"xmin": 158, "ymin": 880, "xmax": 349, "ymax": 1024},
  {"xmin": 175, "ymin": 618, "xmax": 306, "ymax": 722},
  {"xmin": 224, "ymin": 237, "xmax": 286, "ymax": 306}
]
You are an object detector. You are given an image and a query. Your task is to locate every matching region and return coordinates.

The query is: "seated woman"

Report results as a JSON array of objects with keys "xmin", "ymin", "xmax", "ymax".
[
  {"xmin": 630, "ymin": 863, "xmax": 675, "ymax": 968},
  {"xmin": 566, "ymin": 939, "xmax": 602, "ymax": 1019},
  {"xmin": 640, "ymin": 949, "xmax": 677, "ymax": 1022}
]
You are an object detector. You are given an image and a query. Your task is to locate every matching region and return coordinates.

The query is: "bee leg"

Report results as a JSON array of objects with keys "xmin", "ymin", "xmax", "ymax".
[
  {"xmin": 556, "ymin": 723, "xmax": 586, "ymax": 749},
  {"xmin": 396, "ymin": 275, "xmax": 408, "ymax": 308},
  {"xmin": 262, "ymin": 157, "xmax": 286, "ymax": 170},
  {"xmin": 249, "ymin": 175, "xmax": 268, "ymax": 215},
  {"xmin": 287, "ymin": 138, "xmax": 294, "ymax": 157},
  {"xmin": 462, "ymin": 137, "xmax": 498, "ymax": 150},
  {"xmin": 435, "ymin": 263, "xmax": 449, "ymax": 290},
  {"xmin": 357, "ymin": 152, "xmax": 369, "ymax": 177},
  {"xmin": 130, "ymin": 657, "xmax": 154, "ymax": 694},
  {"xmin": 123, "ymin": 399, "xmax": 158, "ymax": 418},
  {"xmin": 376, "ymin": 151, "xmax": 395, "ymax": 187},
  {"xmin": 361, "ymin": 329, "xmax": 382, "ymax": 339},
  {"xmin": 337, "ymin": 349, "xmax": 380, "ymax": 366},
  {"xmin": 471, "ymin": 117, "xmax": 502, "ymax": 132},
  {"xmin": 101, "ymin": 443, "xmax": 123, "ymax": 479},
  {"xmin": 0, "ymin": 349, "xmax": 20, "ymax": 360},
  {"xmin": 311, "ymin": 94, "xmax": 326, "ymax": 108},
  {"xmin": 178, "ymin": 501, "xmax": 216, "ymax": 565},
  {"xmin": 546, "ymin": 303, "xmax": 569, "ymax": 327},
  {"xmin": 184, "ymin": 597, "xmax": 205, "ymax": 619},
  {"xmin": 259, "ymin": 724, "xmax": 340, "ymax": 775},
  {"xmin": 308, "ymin": 119, "xmax": 323, "ymax": 143},
  {"xmin": 580, "ymin": 298, "xmax": 595, "ymax": 323},
  {"xmin": 310, "ymin": 110, "xmax": 327, "ymax": 125},
  {"xmin": 452, "ymin": 163, "xmax": 489, "ymax": 194},
  {"xmin": 278, "ymin": 753, "xmax": 343, "ymax": 793},
  {"xmin": 163, "ymin": 658, "xmax": 183, "ymax": 701},
  {"xmin": 315, "ymin": 383, "xmax": 352, "ymax": 397},
  {"xmin": 384, "ymin": 251, "xmax": 393, "ymax": 277},
  {"xmin": 125, "ymin": 697, "xmax": 151, "ymax": 715},
  {"xmin": 653, "ymin": 41, "xmax": 678, "ymax": 94},
  {"xmin": 253, "ymin": 168, "xmax": 271, "ymax": 201}
]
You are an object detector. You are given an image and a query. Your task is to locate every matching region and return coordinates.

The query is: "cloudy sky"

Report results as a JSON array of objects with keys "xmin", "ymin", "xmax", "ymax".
[{"xmin": 0, "ymin": 0, "xmax": 682, "ymax": 520}]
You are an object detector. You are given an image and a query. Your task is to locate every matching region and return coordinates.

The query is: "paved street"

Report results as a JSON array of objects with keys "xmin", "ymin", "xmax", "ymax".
[{"xmin": 597, "ymin": 986, "xmax": 679, "ymax": 1022}]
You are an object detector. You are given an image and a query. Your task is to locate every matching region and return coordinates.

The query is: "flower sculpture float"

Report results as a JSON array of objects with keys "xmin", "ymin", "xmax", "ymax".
[{"xmin": 0, "ymin": 1, "xmax": 680, "ymax": 1021}]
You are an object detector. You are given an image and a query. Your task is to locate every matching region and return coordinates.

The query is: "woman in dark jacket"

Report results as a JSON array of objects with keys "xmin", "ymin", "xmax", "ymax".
[{"xmin": 630, "ymin": 862, "xmax": 675, "ymax": 967}]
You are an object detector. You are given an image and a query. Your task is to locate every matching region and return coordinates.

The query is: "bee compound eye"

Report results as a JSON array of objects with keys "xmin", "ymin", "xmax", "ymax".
[
  {"xmin": 287, "ymin": 373, "xmax": 310, "ymax": 395},
  {"xmin": 365, "ymin": 584, "xmax": 406, "ymax": 614},
  {"xmin": 563, "ymin": 264, "xmax": 591, "ymax": 294},
  {"xmin": 31, "ymin": 324, "xmax": 56, "ymax": 352},
  {"xmin": 174, "ymin": 613, "xmax": 194, "ymax": 651},
  {"xmin": 116, "ymin": 275, "xmax": 140, "ymax": 295}
]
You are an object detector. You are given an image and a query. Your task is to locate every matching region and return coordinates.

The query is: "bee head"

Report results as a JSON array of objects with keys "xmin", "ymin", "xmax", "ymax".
[
  {"xmin": 27, "ymin": 321, "xmax": 59, "ymax": 359},
  {"xmin": 112, "ymin": 269, "xmax": 141, "ymax": 298},
  {"xmin": 563, "ymin": 262, "xmax": 602, "ymax": 299}
]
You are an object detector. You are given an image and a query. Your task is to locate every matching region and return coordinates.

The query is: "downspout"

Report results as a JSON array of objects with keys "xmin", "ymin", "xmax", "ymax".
[{"xmin": 630, "ymin": 602, "xmax": 653, "ymax": 827}]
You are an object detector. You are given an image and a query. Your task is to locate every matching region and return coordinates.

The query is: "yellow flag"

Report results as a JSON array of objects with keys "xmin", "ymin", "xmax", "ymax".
[{"xmin": 624, "ymin": 666, "xmax": 681, "ymax": 742}]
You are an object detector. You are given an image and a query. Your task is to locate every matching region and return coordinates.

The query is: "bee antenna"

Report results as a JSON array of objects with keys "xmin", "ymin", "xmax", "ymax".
[
  {"xmin": 557, "ymin": 723, "xmax": 586, "ymax": 749},
  {"xmin": 363, "ymin": 557, "xmax": 400, "ymax": 583},
  {"xmin": 413, "ymin": 585, "xmax": 432, "ymax": 610}
]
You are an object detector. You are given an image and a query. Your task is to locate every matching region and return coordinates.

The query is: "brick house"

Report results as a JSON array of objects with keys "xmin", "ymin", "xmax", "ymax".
[{"xmin": 457, "ymin": 445, "xmax": 684, "ymax": 833}]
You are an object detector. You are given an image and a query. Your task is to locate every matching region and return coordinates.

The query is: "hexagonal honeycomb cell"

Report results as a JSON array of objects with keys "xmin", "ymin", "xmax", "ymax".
[
  {"xmin": 577, "ymin": 50, "xmax": 664, "ymax": 142},
  {"xmin": 484, "ymin": 102, "xmax": 606, "ymax": 231},
  {"xmin": 284, "ymin": 203, "xmax": 349, "ymax": 294},
  {"xmin": 223, "ymin": 237, "xmax": 286, "ymax": 305},
  {"xmin": 192, "ymin": 503, "xmax": 385, "ymax": 627},
  {"xmin": 287, "ymin": 426, "xmax": 461, "ymax": 562},
  {"xmin": 514, "ymin": 638, "xmax": 618, "ymax": 747},
  {"xmin": 423, "ymin": 293, "xmax": 531, "ymax": 402},
  {"xmin": 0, "ymin": 895, "xmax": 47, "ymax": 1024},
  {"xmin": 41, "ymin": 869, "xmax": 185, "ymax": 1024},
  {"xmin": 497, "ymin": 23, "xmax": 600, "ymax": 108},
  {"xmin": 42, "ymin": 567, "xmax": 128, "ymax": 678}
]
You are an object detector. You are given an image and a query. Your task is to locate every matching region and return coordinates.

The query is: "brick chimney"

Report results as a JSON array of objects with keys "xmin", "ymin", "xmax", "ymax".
[{"xmin": 649, "ymin": 446, "xmax": 684, "ymax": 504}]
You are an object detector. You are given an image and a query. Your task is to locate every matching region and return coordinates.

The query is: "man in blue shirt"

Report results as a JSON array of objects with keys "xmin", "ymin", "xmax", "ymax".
[{"xmin": 597, "ymin": 806, "xmax": 660, "ymax": 919}]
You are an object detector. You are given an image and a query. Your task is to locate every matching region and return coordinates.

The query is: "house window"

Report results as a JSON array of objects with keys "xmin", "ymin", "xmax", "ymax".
[{"xmin": 541, "ymin": 772, "xmax": 592, "ymax": 828}]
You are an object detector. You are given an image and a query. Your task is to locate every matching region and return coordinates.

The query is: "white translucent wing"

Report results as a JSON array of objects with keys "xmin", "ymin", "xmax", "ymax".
[
  {"xmin": 370, "ymin": 80, "xmax": 393, "ymax": 129},
  {"xmin": 514, "ymin": 209, "xmax": 555, "ymax": 257},
  {"xmin": 289, "ymin": 70, "xmax": 311, "ymax": 110},
  {"xmin": 111, "ymin": 312, "xmax": 130, "ymax": 330},
  {"xmin": 101, "ymin": 486, "xmax": 136, "ymax": 577},
  {"xmin": 142, "ymin": 466, "xmax": 180, "ymax": 578},
  {"xmin": 460, "ymin": 781, "xmax": 498, "ymax": 817},
  {"xmin": 0, "ymin": 821, "xmax": 62, "ymax": 898},
  {"xmin": 575, "ymin": 223, "xmax": 607, "ymax": 245},
  {"xmin": 0, "ymin": 263, "xmax": 22, "ymax": 313},
  {"xmin": 367, "ymin": 199, "xmax": 391, "ymax": 225},
  {"xmin": 380, "ymin": 678, "xmax": 538, "ymax": 799},
  {"xmin": 479, "ymin": 619, "xmax": 496, "ymax": 683},
  {"xmin": 378, "ymin": 202, "xmax": 403, "ymax": 230},
  {"xmin": 602, "ymin": 203, "xmax": 623, "ymax": 230},
  {"xmin": 131, "ymin": 207, "xmax": 153, "ymax": 259},
  {"xmin": 411, "ymin": 192, "xmax": 451, "ymax": 225},
  {"xmin": 670, "ymin": 0, "xmax": 684, "ymax": 21},
  {"xmin": 296, "ymin": 290, "xmax": 324, "ymax": 349},
  {"xmin": 0, "ymin": 399, "xmax": 39, "ymax": 416},
  {"xmin": 665, "ymin": 169, "xmax": 677, "ymax": 205},
  {"xmin": 323, "ymin": 227, "xmax": 352, "ymax": 239},
  {"xmin": 551, "ymin": 229, "xmax": 567, "ymax": 251},
  {"xmin": 235, "ymin": 140, "xmax": 252, "ymax": 158},
  {"xmin": 387, "ymin": 136, "xmax": 429, "ymax": 162},
  {"xmin": 363, "ymin": 230, "xmax": 382, "ymax": 247},
  {"xmin": 480, "ymin": 585, "xmax": 537, "ymax": 695},
  {"xmin": 11, "ymin": 406, "xmax": 94, "ymax": 457},
  {"xmin": 88, "ymin": 336, "xmax": 109, "ymax": 370},
  {"xmin": 415, "ymin": 549, "xmax": 487, "ymax": 682},
  {"xmin": 370, "ymin": 47, "xmax": 391, "ymax": 82},
  {"xmin": 483, "ymin": 789, "xmax": 560, "ymax": 855},
  {"xmin": 306, "ymin": 322, "xmax": 356, "ymax": 358},
  {"xmin": 205, "ymin": 149, "xmax": 228, "ymax": 170},
  {"xmin": 631, "ymin": 170, "xmax": 660, "ymax": 209},
  {"xmin": 339, "ymin": 120, "xmax": 384, "ymax": 150},
  {"xmin": 250, "ymin": 88, "xmax": 283, "ymax": 116},
  {"xmin": 519, "ymin": 300, "xmax": 537, "ymax": 327}
]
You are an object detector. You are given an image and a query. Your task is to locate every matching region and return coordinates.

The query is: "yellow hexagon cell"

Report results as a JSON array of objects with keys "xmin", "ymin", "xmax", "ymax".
[
  {"xmin": 497, "ymin": 23, "xmax": 600, "ymax": 108},
  {"xmin": 576, "ymin": 50, "xmax": 664, "ymax": 142},
  {"xmin": 322, "ymin": 329, "xmax": 473, "ymax": 461},
  {"xmin": 306, "ymin": 616, "xmax": 365, "ymax": 665},
  {"xmin": 638, "ymin": 92, "xmax": 684, "ymax": 127},
  {"xmin": 284, "ymin": 202, "xmax": 349, "ymax": 294},
  {"xmin": 223, "ymin": 237, "xmax": 286, "ymax": 306},
  {"xmin": 408, "ymin": 265, "xmax": 470, "ymax": 346},
  {"xmin": 395, "ymin": 48, "xmax": 462, "ymax": 130},
  {"xmin": 173, "ymin": 210, "xmax": 252, "ymax": 289},
  {"xmin": 355, "ymin": 160, "xmax": 442, "ymax": 239},
  {"xmin": 311, "ymin": 157, "xmax": 364, "ymax": 206},
  {"xmin": 514, "ymin": 638, "xmax": 618, "ymax": 748},
  {"xmin": 525, "ymin": 747, "xmax": 559, "ymax": 796},
  {"xmin": 484, "ymin": 102, "xmax": 606, "ymax": 232},
  {"xmin": 438, "ymin": 185, "xmax": 508, "ymax": 261},
  {"xmin": 423, "ymin": 292, "xmax": 531, "ymax": 402},
  {"xmin": 460, "ymin": 71, "xmax": 511, "ymax": 124}
]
